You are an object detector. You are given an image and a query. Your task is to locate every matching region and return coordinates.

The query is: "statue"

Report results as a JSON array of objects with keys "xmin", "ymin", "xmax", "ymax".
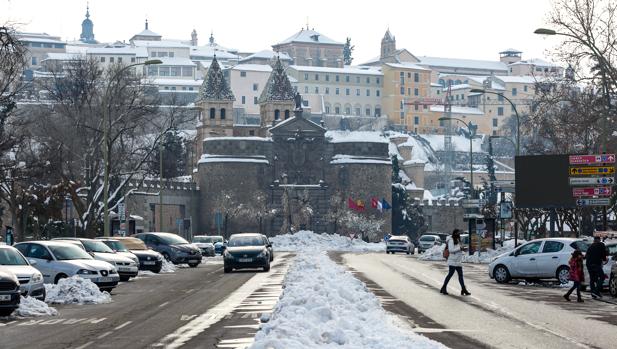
[{"xmin": 294, "ymin": 92, "xmax": 303, "ymax": 110}]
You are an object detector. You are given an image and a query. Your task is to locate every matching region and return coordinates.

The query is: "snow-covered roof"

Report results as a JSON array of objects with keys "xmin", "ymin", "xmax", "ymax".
[
  {"xmin": 18, "ymin": 35, "xmax": 65, "ymax": 44},
  {"xmin": 231, "ymin": 64, "xmax": 272, "ymax": 73},
  {"xmin": 132, "ymin": 29, "xmax": 161, "ymax": 38},
  {"xmin": 325, "ymin": 131, "xmax": 389, "ymax": 144},
  {"xmin": 198, "ymin": 154, "xmax": 269, "ymax": 164},
  {"xmin": 156, "ymin": 57, "xmax": 196, "ymax": 66},
  {"xmin": 429, "ymin": 105, "xmax": 484, "ymax": 115},
  {"xmin": 86, "ymin": 46, "xmax": 148, "ymax": 57},
  {"xmin": 494, "ymin": 75, "xmax": 540, "ymax": 84},
  {"xmin": 190, "ymin": 46, "xmax": 238, "ymax": 60},
  {"xmin": 42, "ymin": 52, "xmax": 84, "ymax": 61},
  {"xmin": 396, "ymin": 135, "xmax": 437, "ymax": 165},
  {"xmin": 240, "ymin": 50, "xmax": 292, "ymax": 62},
  {"xmin": 288, "ymin": 65, "xmax": 382, "ymax": 76},
  {"xmin": 384, "ymin": 62, "xmax": 430, "ymax": 71},
  {"xmin": 330, "ymin": 154, "xmax": 391, "ymax": 165},
  {"xmin": 420, "ymin": 134, "xmax": 485, "ymax": 153},
  {"xmin": 150, "ymin": 78, "xmax": 203, "ymax": 86},
  {"xmin": 500, "ymin": 48, "xmax": 522, "ymax": 54},
  {"xmin": 132, "ymin": 40, "xmax": 187, "ymax": 48},
  {"xmin": 419, "ymin": 56, "xmax": 508, "ymax": 72},
  {"xmin": 509, "ymin": 58, "xmax": 558, "ymax": 67},
  {"xmin": 276, "ymin": 29, "xmax": 343, "ymax": 46},
  {"xmin": 444, "ymin": 83, "xmax": 471, "ymax": 91},
  {"xmin": 203, "ymin": 136, "xmax": 271, "ymax": 142}
]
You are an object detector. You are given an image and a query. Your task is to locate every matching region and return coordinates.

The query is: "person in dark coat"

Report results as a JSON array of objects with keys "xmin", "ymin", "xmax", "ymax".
[
  {"xmin": 586, "ymin": 236, "xmax": 607, "ymax": 299},
  {"xmin": 564, "ymin": 250, "xmax": 584, "ymax": 302}
]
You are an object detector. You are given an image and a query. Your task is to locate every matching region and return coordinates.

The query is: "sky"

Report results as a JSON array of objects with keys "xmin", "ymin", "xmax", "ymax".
[{"xmin": 1, "ymin": 0, "xmax": 561, "ymax": 64}]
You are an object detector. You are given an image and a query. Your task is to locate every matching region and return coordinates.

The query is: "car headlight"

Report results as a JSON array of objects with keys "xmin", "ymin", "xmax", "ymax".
[
  {"xmin": 76, "ymin": 269, "xmax": 98, "ymax": 275},
  {"xmin": 109, "ymin": 269, "xmax": 118, "ymax": 274},
  {"xmin": 31, "ymin": 272, "xmax": 43, "ymax": 283},
  {"xmin": 224, "ymin": 250, "xmax": 233, "ymax": 259},
  {"xmin": 257, "ymin": 251, "xmax": 267, "ymax": 258}
]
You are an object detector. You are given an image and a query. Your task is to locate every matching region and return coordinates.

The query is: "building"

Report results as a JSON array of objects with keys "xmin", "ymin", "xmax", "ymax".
[
  {"xmin": 17, "ymin": 32, "xmax": 67, "ymax": 78},
  {"xmin": 229, "ymin": 64, "xmax": 273, "ymax": 117},
  {"xmin": 272, "ymin": 28, "xmax": 345, "ymax": 68},
  {"xmin": 79, "ymin": 5, "xmax": 97, "ymax": 44},
  {"xmin": 239, "ymin": 50, "xmax": 292, "ymax": 66},
  {"xmin": 130, "ymin": 20, "xmax": 162, "ymax": 42}
]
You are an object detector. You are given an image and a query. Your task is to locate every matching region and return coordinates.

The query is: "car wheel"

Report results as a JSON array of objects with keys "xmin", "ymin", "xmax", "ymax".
[
  {"xmin": 609, "ymin": 275, "xmax": 617, "ymax": 297},
  {"xmin": 270, "ymin": 255, "xmax": 274, "ymax": 262},
  {"xmin": 162, "ymin": 252, "xmax": 171, "ymax": 261},
  {"xmin": 263, "ymin": 263, "xmax": 270, "ymax": 272},
  {"xmin": 188, "ymin": 263, "xmax": 199, "ymax": 268},
  {"xmin": 494, "ymin": 265, "xmax": 511, "ymax": 283},
  {"xmin": 406, "ymin": 249, "xmax": 411, "ymax": 255},
  {"xmin": 119, "ymin": 275, "xmax": 130, "ymax": 282},
  {"xmin": 556, "ymin": 266, "xmax": 570, "ymax": 285},
  {"xmin": 0, "ymin": 308, "xmax": 15, "ymax": 316},
  {"xmin": 54, "ymin": 273, "xmax": 68, "ymax": 284},
  {"xmin": 100, "ymin": 288, "xmax": 113, "ymax": 293},
  {"xmin": 224, "ymin": 266, "xmax": 232, "ymax": 273},
  {"xmin": 152, "ymin": 267, "xmax": 162, "ymax": 274}
]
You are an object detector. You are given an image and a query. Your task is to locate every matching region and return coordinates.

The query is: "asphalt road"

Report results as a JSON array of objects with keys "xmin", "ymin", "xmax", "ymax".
[
  {"xmin": 0, "ymin": 254, "xmax": 292, "ymax": 349},
  {"xmin": 340, "ymin": 252, "xmax": 617, "ymax": 349}
]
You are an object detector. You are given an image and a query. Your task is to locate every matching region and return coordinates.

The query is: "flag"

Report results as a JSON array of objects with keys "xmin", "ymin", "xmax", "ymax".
[
  {"xmin": 377, "ymin": 200, "xmax": 383, "ymax": 212},
  {"xmin": 381, "ymin": 198, "xmax": 391, "ymax": 210},
  {"xmin": 371, "ymin": 197, "xmax": 379, "ymax": 209},
  {"xmin": 356, "ymin": 199, "xmax": 365, "ymax": 210},
  {"xmin": 348, "ymin": 197, "xmax": 357, "ymax": 210}
]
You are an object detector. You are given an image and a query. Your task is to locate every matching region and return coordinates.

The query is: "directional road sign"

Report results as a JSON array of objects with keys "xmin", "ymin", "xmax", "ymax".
[
  {"xmin": 118, "ymin": 203, "xmax": 126, "ymax": 221},
  {"xmin": 491, "ymin": 180, "xmax": 515, "ymax": 188},
  {"xmin": 569, "ymin": 154, "xmax": 616, "ymax": 165},
  {"xmin": 572, "ymin": 186, "xmax": 612, "ymax": 197},
  {"xmin": 569, "ymin": 166, "xmax": 615, "ymax": 176},
  {"xmin": 569, "ymin": 177, "xmax": 615, "ymax": 186},
  {"xmin": 576, "ymin": 198, "xmax": 611, "ymax": 206}
]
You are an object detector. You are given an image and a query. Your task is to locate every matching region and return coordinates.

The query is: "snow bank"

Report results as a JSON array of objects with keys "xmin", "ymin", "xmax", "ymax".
[
  {"xmin": 160, "ymin": 259, "xmax": 177, "ymax": 273},
  {"xmin": 250, "ymin": 252, "xmax": 446, "ymax": 349},
  {"xmin": 14, "ymin": 296, "xmax": 58, "ymax": 317},
  {"xmin": 418, "ymin": 244, "xmax": 446, "ymax": 261},
  {"xmin": 44, "ymin": 276, "xmax": 112, "ymax": 304},
  {"xmin": 270, "ymin": 231, "xmax": 385, "ymax": 252},
  {"xmin": 419, "ymin": 239, "xmax": 527, "ymax": 264}
]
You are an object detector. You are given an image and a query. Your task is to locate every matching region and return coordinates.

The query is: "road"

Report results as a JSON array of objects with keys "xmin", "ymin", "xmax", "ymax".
[
  {"xmin": 339, "ymin": 252, "xmax": 617, "ymax": 349},
  {"xmin": 0, "ymin": 254, "xmax": 292, "ymax": 349}
]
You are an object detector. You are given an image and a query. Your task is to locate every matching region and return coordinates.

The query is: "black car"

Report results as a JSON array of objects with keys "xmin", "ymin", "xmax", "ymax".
[
  {"xmin": 223, "ymin": 233, "xmax": 271, "ymax": 273},
  {"xmin": 101, "ymin": 237, "xmax": 164, "ymax": 273},
  {"xmin": 0, "ymin": 268, "xmax": 21, "ymax": 317},
  {"xmin": 133, "ymin": 232, "xmax": 202, "ymax": 267}
]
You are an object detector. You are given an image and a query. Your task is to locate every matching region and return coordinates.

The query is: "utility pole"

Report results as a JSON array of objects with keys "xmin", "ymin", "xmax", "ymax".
[{"xmin": 159, "ymin": 140, "xmax": 164, "ymax": 232}]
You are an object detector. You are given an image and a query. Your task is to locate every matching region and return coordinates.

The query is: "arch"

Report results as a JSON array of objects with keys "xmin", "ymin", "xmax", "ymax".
[
  {"xmin": 333, "ymin": 103, "xmax": 342, "ymax": 115},
  {"xmin": 209, "ymin": 107, "xmax": 215, "ymax": 119},
  {"xmin": 274, "ymin": 109, "xmax": 280, "ymax": 120},
  {"xmin": 344, "ymin": 103, "xmax": 352, "ymax": 115},
  {"xmin": 353, "ymin": 103, "xmax": 362, "ymax": 116},
  {"xmin": 374, "ymin": 104, "xmax": 382, "ymax": 117},
  {"xmin": 364, "ymin": 104, "xmax": 372, "ymax": 116},
  {"xmin": 284, "ymin": 110, "xmax": 290, "ymax": 119},
  {"xmin": 220, "ymin": 108, "xmax": 226, "ymax": 119}
]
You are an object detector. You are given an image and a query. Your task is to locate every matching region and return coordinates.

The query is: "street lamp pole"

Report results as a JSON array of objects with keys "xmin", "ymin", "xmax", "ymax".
[
  {"xmin": 102, "ymin": 59, "xmax": 162, "ymax": 237},
  {"xmin": 159, "ymin": 139, "xmax": 164, "ymax": 232}
]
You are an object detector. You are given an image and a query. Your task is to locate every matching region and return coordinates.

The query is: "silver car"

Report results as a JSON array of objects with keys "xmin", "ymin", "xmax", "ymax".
[
  {"xmin": 14, "ymin": 241, "xmax": 120, "ymax": 292},
  {"xmin": 417, "ymin": 234, "xmax": 442, "ymax": 253},
  {"xmin": 0, "ymin": 245, "xmax": 45, "ymax": 300},
  {"xmin": 192, "ymin": 236, "xmax": 216, "ymax": 257}
]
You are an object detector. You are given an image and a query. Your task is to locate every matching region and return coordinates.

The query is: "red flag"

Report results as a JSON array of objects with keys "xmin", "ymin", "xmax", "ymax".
[
  {"xmin": 348, "ymin": 197, "xmax": 358, "ymax": 210},
  {"xmin": 371, "ymin": 197, "xmax": 379, "ymax": 209}
]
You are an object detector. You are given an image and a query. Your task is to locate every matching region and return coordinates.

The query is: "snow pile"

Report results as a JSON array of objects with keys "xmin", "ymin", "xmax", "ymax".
[
  {"xmin": 14, "ymin": 296, "xmax": 58, "ymax": 317},
  {"xmin": 160, "ymin": 259, "xmax": 177, "ymax": 273},
  {"xmin": 44, "ymin": 276, "xmax": 112, "ymax": 304},
  {"xmin": 418, "ymin": 244, "xmax": 446, "ymax": 261},
  {"xmin": 419, "ymin": 239, "xmax": 526, "ymax": 264},
  {"xmin": 270, "ymin": 231, "xmax": 385, "ymax": 252},
  {"xmin": 250, "ymin": 252, "xmax": 446, "ymax": 349}
]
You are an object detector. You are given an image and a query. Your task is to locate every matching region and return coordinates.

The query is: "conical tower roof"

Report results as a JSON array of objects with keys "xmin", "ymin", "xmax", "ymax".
[
  {"xmin": 259, "ymin": 57, "xmax": 295, "ymax": 103},
  {"xmin": 199, "ymin": 56, "xmax": 235, "ymax": 102}
]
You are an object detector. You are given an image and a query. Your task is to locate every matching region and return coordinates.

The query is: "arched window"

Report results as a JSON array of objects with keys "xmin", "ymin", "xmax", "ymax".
[
  {"xmin": 274, "ymin": 109, "xmax": 280, "ymax": 120},
  {"xmin": 455, "ymin": 79, "xmax": 462, "ymax": 85},
  {"xmin": 284, "ymin": 110, "xmax": 290, "ymax": 119},
  {"xmin": 438, "ymin": 79, "xmax": 445, "ymax": 87},
  {"xmin": 220, "ymin": 108, "xmax": 226, "ymax": 119},
  {"xmin": 209, "ymin": 108, "xmax": 215, "ymax": 119}
]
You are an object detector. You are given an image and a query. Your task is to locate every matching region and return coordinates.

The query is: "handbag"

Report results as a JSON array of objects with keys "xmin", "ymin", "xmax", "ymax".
[{"xmin": 443, "ymin": 244, "xmax": 450, "ymax": 259}]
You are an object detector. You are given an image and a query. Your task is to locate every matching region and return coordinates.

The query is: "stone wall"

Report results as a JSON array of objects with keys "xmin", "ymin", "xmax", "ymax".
[{"xmin": 420, "ymin": 200, "xmax": 466, "ymax": 234}]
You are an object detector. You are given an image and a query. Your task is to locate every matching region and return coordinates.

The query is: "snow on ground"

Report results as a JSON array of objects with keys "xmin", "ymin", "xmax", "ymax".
[
  {"xmin": 270, "ymin": 230, "xmax": 385, "ymax": 252},
  {"xmin": 418, "ymin": 239, "xmax": 527, "ymax": 264},
  {"xmin": 14, "ymin": 296, "xmax": 58, "ymax": 317},
  {"xmin": 160, "ymin": 259, "xmax": 177, "ymax": 273},
  {"xmin": 250, "ymin": 251, "xmax": 446, "ymax": 349},
  {"xmin": 44, "ymin": 276, "xmax": 112, "ymax": 304}
]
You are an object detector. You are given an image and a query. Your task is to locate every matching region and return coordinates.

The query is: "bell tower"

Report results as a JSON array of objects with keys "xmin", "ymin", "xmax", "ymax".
[
  {"xmin": 259, "ymin": 57, "xmax": 295, "ymax": 136},
  {"xmin": 381, "ymin": 29, "xmax": 396, "ymax": 59}
]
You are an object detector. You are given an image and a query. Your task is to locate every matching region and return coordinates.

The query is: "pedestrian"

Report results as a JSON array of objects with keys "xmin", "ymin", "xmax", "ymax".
[
  {"xmin": 564, "ymin": 250, "xmax": 584, "ymax": 303},
  {"xmin": 440, "ymin": 229, "xmax": 471, "ymax": 296},
  {"xmin": 586, "ymin": 236, "xmax": 608, "ymax": 299}
]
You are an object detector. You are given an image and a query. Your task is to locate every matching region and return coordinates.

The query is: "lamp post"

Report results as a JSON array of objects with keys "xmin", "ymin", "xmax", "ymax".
[{"xmin": 102, "ymin": 59, "xmax": 162, "ymax": 237}]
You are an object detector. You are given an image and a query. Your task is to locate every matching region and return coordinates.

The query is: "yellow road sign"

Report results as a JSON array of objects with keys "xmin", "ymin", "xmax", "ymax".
[{"xmin": 569, "ymin": 166, "xmax": 615, "ymax": 176}]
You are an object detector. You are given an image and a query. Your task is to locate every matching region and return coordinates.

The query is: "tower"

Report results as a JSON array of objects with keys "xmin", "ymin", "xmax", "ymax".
[
  {"xmin": 191, "ymin": 29, "xmax": 198, "ymax": 46},
  {"xmin": 80, "ymin": 3, "xmax": 96, "ymax": 44},
  {"xmin": 381, "ymin": 29, "xmax": 396, "ymax": 59},
  {"xmin": 499, "ymin": 48, "xmax": 522, "ymax": 64},
  {"xmin": 259, "ymin": 57, "xmax": 295, "ymax": 135},
  {"xmin": 209, "ymin": 31, "xmax": 215, "ymax": 46}
]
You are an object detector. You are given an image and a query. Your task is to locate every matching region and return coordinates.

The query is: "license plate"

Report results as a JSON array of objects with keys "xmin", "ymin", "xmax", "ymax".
[
  {"xmin": 188, "ymin": 260, "xmax": 199, "ymax": 264},
  {"xmin": 143, "ymin": 261, "xmax": 156, "ymax": 265},
  {"xmin": 0, "ymin": 295, "xmax": 10, "ymax": 301},
  {"xmin": 238, "ymin": 258, "xmax": 253, "ymax": 263},
  {"xmin": 98, "ymin": 277, "xmax": 114, "ymax": 282},
  {"xmin": 118, "ymin": 267, "xmax": 131, "ymax": 272}
]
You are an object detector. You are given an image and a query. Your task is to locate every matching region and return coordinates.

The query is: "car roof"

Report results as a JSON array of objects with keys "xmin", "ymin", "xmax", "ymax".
[
  {"xmin": 17, "ymin": 240, "xmax": 80, "ymax": 247},
  {"xmin": 229, "ymin": 233, "xmax": 262, "ymax": 238},
  {"xmin": 390, "ymin": 235, "xmax": 409, "ymax": 239}
]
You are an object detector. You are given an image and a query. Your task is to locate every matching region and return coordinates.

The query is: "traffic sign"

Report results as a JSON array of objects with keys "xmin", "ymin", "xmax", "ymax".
[
  {"xmin": 569, "ymin": 154, "xmax": 616, "ymax": 165},
  {"xmin": 576, "ymin": 198, "xmax": 611, "ymax": 206},
  {"xmin": 461, "ymin": 199, "xmax": 486, "ymax": 208},
  {"xmin": 118, "ymin": 203, "xmax": 126, "ymax": 221},
  {"xmin": 463, "ymin": 213, "xmax": 484, "ymax": 219},
  {"xmin": 572, "ymin": 186, "xmax": 612, "ymax": 197},
  {"xmin": 569, "ymin": 177, "xmax": 615, "ymax": 185},
  {"xmin": 491, "ymin": 180, "xmax": 515, "ymax": 188},
  {"xmin": 569, "ymin": 166, "xmax": 615, "ymax": 176}
]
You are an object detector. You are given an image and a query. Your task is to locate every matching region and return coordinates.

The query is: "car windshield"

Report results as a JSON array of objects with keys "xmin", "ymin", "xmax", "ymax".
[
  {"xmin": 0, "ymin": 248, "xmax": 29, "ymax": 265},
  {"xmin": 102, "ymin": 240, "xmax": 129, "ymax": 252},
  {"xmin": 49, "ymin": 245, "xmax": 93, "ymax": 260},
  {"xmin": 420, "ymin": 236, "xmax": 435, "ymax": 242},
  {"xmin": 158, "ymin": 234, "xmax": 189, "ymax": 245},
  {"xmin": 193, "ymin": 236, "xmax": 214, "ymax": 243},
  {"xmin": 228, "ymin": 236, "xmax": 265, "ymax": 247},
  {"xmin": 81, "ymin": 240, "xmax": 115, "ymax": 253},
  {"xmin": 120, "ymin": 238, "xmax": 147, "ymax": 250}
]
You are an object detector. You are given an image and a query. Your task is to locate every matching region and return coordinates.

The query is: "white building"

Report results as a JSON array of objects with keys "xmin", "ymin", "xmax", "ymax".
[{"xmin": 229, "ymin": 64, "xmax": 273, "ymax": 116}]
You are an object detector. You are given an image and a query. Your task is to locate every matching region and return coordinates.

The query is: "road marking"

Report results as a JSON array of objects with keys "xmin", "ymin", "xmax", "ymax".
[
  {"xmin": 73, "ymin": 341, "xmax": 93, "ymax": 349},
  {"xmin": 114, "ymin": 321, "xmax": 132, "ymax": 330},
  {"xmin": 185, "ymin": 288, "xmax": 195, "ymax": 294},
  {"xmin": 97, "ymin": 331, "xmax": 113, "ymax": 339},
  {"xmin": 158, "ymin": 301, "xmax": 170, "ymax": 308},
  {"xmin": 180, "ymin": 314, "xmax": 197, "ymax": 321}
]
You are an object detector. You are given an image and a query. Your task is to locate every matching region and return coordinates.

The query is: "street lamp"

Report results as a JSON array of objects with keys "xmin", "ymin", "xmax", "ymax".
[
  {"xmin": 103, "ymin": 59, "xmax": 162, "ymax": 237},
  {"xmin": 470, "ymin": 88, "xmax": 520, "ymax": 156},
  {"xmin": 533, "ymin": 28, "xmax": 558, "ymax": 36}
]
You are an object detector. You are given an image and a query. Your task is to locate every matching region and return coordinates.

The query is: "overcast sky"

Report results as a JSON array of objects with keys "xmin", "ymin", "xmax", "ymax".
[{"xmin": 1, "ymin": 0, "xmax": 561, "ymax": 64}]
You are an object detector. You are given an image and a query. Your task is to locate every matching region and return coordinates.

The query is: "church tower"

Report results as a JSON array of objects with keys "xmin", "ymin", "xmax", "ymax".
[
  {"xmin": 80, "ymin": 4, "xmax": 96, "ymax": 44},
  {"xmin": 258, "ymin": 57, "xmax": 295, "ymax": 136},
  {"xmin": 195, "ymin": 56, "xmax": 236, "ymax": 158},
  {"xmin": 381, "ymin": 29, "xmax": 396, "ymax": 59},
  {"xmin": 191, "ymin": 29, "xmax": 198, "ymax": 46}
]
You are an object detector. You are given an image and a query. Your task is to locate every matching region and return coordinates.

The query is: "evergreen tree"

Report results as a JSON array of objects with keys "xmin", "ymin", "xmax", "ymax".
[
  {"xmin": 149, "ymin": 131, "xmax": 187, "ymax": 179},
  {"xmin": 343, "ymin": 37, "xmax": 354, "ymax": 65},
  {"xmin": 391, "ymin": 155, "xmax": 427, "ymax": 238}
]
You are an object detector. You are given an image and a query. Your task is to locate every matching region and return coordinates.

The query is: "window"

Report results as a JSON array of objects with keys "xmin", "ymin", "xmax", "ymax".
[
  {"xmin": 335, "ymin": 106, "xmax": 340, "ymax": 114},
  {"xmin": 171, "ymin": 86, "xmax": 176, "ymax": 90},
  {"xmin": 400, "ymin": 111, "xmax": 405, "ymax": 119},
  {"xmin": 355, "ymin": 107, "xmax": 361, "ymax": 115},
  {"xmin": 209, "ymin": 108, "xmax": 216, "ymax": 119},
  {"xmin": 131, "ymin": 57, "xmax": 136, "ymax": 63},
  {"xmin": 376, "ymin": 77, "xmax": 380, "ymax": 84},
  {"xmin": 439, "ymin": 119, "xmax": 444, "ymax": 126},
  {"xmin": 29, "ymin": 244, "xmax": 52, "ymax": 260},
  {"xmin": 315, "ymin": 87, "xmax": 319, "ymax": 93},
  {"xmin": 169, "ymin": 52, "xmax": 174, "ymax": 58},
  {"xmin": 182, "ymin": 67, "xmax": 193, "ymax": 77},
  {"xmin": 400, "ymin": 75, "xmax": 405, "ymax": 85},
  {"xmin": 408, "ymin": 88, "xmax": 411, "ymax": 95},
  {"xmin": 414, "ymin": 73, "xmax": 419, "ymax": 82},
  {"xmin": 336, "ymin": 88, "xmax": 340, "ymax": 95},
  {"xmin": 285, "ymin": 110, "xmax": 290, "ymax": 119},
  {"xmin": 315, "ymin": 74, "xmax": 319, "ymax": 81},
  {"xmin": 365, "ymin": 108, "xmax": 371, "ymax": 116},
  {"xmin": 325, "ymin": 87, "xmax": 330, "ymax": 94},
  {"xmin": 512, "ymin": 87, "xmax": 518, "ymax": 96},
  {"xmin": 524, "ymin": 85, "xmax": 528, "ymax": 92},
  {"xmin": 253, "ymin": 83, "xmax": 258, "ymax": 91},
  {"xmin": 344, "ymin": 75, "xmax": 350, "ymax": 82},
  {"xmin": 274, "ymin": 109, "xmax": 280, "ymax": 120},
  {"xmin": 542, "ymin": 241, "xmax": 564, "ymax": 253},
  {"xmin": 325, "ymin": 75, "xmax": 330, "ymax": 82},
  {"xmin": 118, "ymin": 57, "xmax": 123, "ymax": 63},
  {"xmin": 356, "ymin": 76, "xmax": 360, "ymax": 83},
  {"xmin": 366, "ymin": 89, "xmax": 370, "ymax": 96},
  {"xmin": 148, "ymin": 66, "xmax": 158, "ymax": 75},
  {"xmin": 240, "ymin": 71, "xmax": 247, "ymax": 77},
  {"xmin": 407, "ymin": 72, "xmax": 411, "ymax": 78},
  {"xmin": 518, "ymin": 241, "xmax": 542, "ymax": 255},
  {"xmin": 151, "ymin": 52, "xmax": 156, "ymax": 58},
  {"xmin": 498, "ymin": 94, "xmax": 504, "ymax": 102},
  {"xmin": 345, "ymin": 107, "xmax": 351, "ymax": 115},
  {"xmin": 414, "ymin": 88, "xmax": 419, "ymax": 96},
  {"xmin": 44, "ymin": 43, "xmax": 52, "ymax": 48},
  {"xmin": 242, "ymin": 96, "xmax": 246, "ymax": 104},
  {"xmin": 414, "ymin": 116, "xmax": 419, "ymax": 125},
  {"xmin": 376, "ymin": 90, "xmax": 380, "ymax": 97},
  {"xmin": 414, "ymin": 104, "xmax": 419, "ymax": 111},
  {"xmin": 254, "ymin": 96, "xmax": 258, "ymax": 104},
  {"xmin": 304, "ymin": 86, "xmax": 309, "ymax": 93},
  {"xmin": 336, "ymin": 75, "xmax": 340, "ymax": 82},
  {"xmin": 189, "ymin": 87, "xmax": 193, "ymax": 91},
  {"xmin": 423, "ymin": 104, "xmax": 427, "ymax": 110},
  {"xmin": 346, "ymin": 88, "xmax": 350, "ymax": 96},
  {"xmin": 375, "ymin": 108, "xmax": 381, "ymax": 116},
  {"xmin": 497, "ymin": 107, "xmax": 504, "ymax": 116},
  {"xmin": 493, "ymin": 118, "xmax": 498, "ymax": 127},
  {"xmin": 325, "ymin": 106, "xmax": 330, "ymax": 114},
  {"xmin": 170, "ymin": 67, "xmax": 181, "ymax": 76},
  {"xmin": 356, "ymin": 89, "xmax": 360, "ymax": 96},
  {"xmin": 220, "ymin": 108, "xmax": 226, "ymax": 119},
  {"xmin": 157, "ymin": 52, "xmax": 167, "ymax": 57},
  {"xmin": 400, "ymin": 87, "xmax": 405, "ymax": 95},
  {"xmin": 159, "ymin": 67, "xmax": 170, "ymax": 76},
  {"xmin": 249, "ymin": 130, "xmax": 255, "ymax": 136},
  {"xmin": 304, "ymin": 73, "xmax": 309, "ymax": 80},
  {"xmin": 110, "ymin": 57, "xmax": 115, "ymax": 63},
  {"xmin": 366, "ymin": 77, "xmax": 370, "ymax": 84},
  {"xmin": 100, "ymin": 57, "xmax": 106, "ymax": 63}
]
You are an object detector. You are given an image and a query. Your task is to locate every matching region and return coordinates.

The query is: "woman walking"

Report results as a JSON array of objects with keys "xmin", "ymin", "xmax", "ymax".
[
  {"xmin": 440, "ymin": 229, "xmax": 471, "ymax": 296},
  {"xmin": 564, "ymin": 250, "xmax": 584, "ymax": 303}
]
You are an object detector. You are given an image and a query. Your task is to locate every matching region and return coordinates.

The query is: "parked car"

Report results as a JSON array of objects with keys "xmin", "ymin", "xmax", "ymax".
[
  {"xmin": 583, "ymin": 240, "xmax": 617, "ymax": 289},
  {"xmin": 0, "ymin": 245, "xmax": 45, "ymax": 300},
  {"xmin": 192, "ymin": 236, "xmax": 216, "ymax": 257},
  {"xmin": 107, "ymin": 237, "xmax": 163, "ymax": 273},
  {"xmin": 0, "ymin": 268, "xmax": 20, "ymax": 316},
  {"xmin": 386, "ymin": 235, "xmax": 414, "ymax": 254},
  {"xmin": 53, "ymin": 238, "xmax": 138, "ymax": 281},
  {"xmin": 488, "ymin": 238, "xmax": 588, "ymax": 284},
  {"xmin": 197, "ymin": 235, "xmax": 226, "ymax": 255},
  {"xmin": 261, "ymin": 234, "xmax": 274, "ymax": 262},
  {"xmin": 96, "ymin": 238, "xmax": 140, "ymax": 264},
  {"xmin": 223, "ymin": 233, "xmax": 271, "ymax": 273},
  {"xmin": 609, "ymin": 255, "xmax": 617, "ymax": 297},
  {"xmin": 417, "ymin": 234, "xmax": 442, "ymax": 253},
  {"xmin": 133, "ymin": 232, "xmax": 201, "ymax": 267},
  {"xmin": 14, "ymin": 241, "xmax": 119, "ymax": 292}
]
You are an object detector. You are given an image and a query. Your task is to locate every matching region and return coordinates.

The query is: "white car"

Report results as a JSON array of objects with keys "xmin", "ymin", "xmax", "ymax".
[
  {"xmin": 583, "ymin": 240, "xmax": 616, "ymax": 288},
  {"xmin": 0, "ymin": 245, "xmax": 45, "ymax": 300},
  {"xmin": 386, "ymin": 235, "xmax": 415, "ymax": 254},
  {"xmin": 192, "ymin": 236, "xmax": 216, "ymax": 257},
  {"xmin": 54, "ymin": 238, "xmax": 138, "ymax": 281},
  {"xmin": 14, "ymin": 241, "xmax": 120, "ymax": 291},
  {"xmin": 488, "ymin": 238, "xmax": 588, "ymax": 284},
  {"xmin": 417, "ymin": 234, "xmax": 442, "ymax": 253}
]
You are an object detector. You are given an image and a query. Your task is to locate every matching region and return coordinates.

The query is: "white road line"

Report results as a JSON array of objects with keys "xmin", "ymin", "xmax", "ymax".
[
  {"xmin": 158, "ymin": 301, "xmax": 170, "ymax": 308},
  {"xmin": 73, "ymin": 341, "xmax": 93, "ymax": 349},
  {"xmin": 114, "ymin": 321, "xmax": 132, "ymax": 330},
  {"xmin": 97, "ymin": 331, "xmax": 113, "ymax": 339}
]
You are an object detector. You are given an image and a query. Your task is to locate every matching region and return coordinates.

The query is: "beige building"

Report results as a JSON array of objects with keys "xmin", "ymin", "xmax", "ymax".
[
  {"xmin": 272, "ymin": 28, "xmax": 344, "ymax": 68},
  {"xmin": 229, "ymin": 64, "xmax": 273, "ymax": 116}
]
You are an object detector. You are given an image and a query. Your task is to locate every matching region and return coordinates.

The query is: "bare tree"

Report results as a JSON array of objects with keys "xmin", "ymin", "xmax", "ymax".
[
  {"xmin": 211, "ymin": 190, "xmax": 244, "ymax": 238},
  {"xmin": 326, "ymin": 191, "xmax": 346, "ymax": 234},
  {"xmin": 340, "ymin": 210, "xmax": 385, "ymax": 242},
  {"xmin": 0, "ymin": 25, "xmax": 26, "ymax": 158},
  {"xmin": 239, "ymin": 193, "xmax": 277, "ymax": 235}
]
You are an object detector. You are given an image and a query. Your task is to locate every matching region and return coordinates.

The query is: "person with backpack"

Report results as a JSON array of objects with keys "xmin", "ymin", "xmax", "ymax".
[
  {"xmin": 440, "ymin": 229, "xmax": 471, "ymax": 296},
  {"xmin": 564, "ymin": 249, "xmax": 584, "ymax": 302}
]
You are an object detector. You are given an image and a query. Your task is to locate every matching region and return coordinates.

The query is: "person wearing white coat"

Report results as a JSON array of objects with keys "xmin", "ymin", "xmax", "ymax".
[{"xmin": 440, "ymin": 229, "xmax": 471, "ymax": 296}]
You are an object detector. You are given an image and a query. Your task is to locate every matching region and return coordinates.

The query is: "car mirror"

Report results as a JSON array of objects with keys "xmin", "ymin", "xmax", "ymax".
[
  {"xmin": 267, "ymin": 244, "xmax": 272, "ymax": 248},
  {"xmin": 28, "ymin": 259, "xmax": 38, "ymax": 266}
]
